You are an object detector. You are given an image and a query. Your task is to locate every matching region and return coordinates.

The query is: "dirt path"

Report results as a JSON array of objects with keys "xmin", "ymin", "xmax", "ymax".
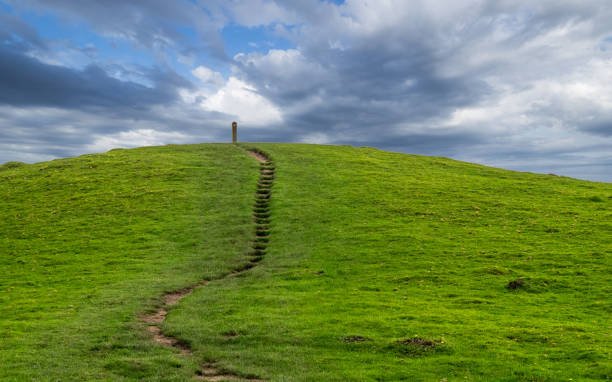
[{"xmin": 141, "ymin": 147, "xmax": 274, "ymax": 381}]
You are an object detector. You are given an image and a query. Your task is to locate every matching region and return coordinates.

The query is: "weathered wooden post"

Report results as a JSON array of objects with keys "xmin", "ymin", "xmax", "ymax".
[{"xmin": 232, "ymin": 121, "xmax": 238, "ymax": 144}]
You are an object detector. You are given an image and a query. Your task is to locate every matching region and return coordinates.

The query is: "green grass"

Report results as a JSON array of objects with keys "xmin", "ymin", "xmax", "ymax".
[
  {"xmin": 1, "ymin": 143, "xmax": 610, "ymax": 381},
  {"xmin": 173, "ymin": 144, "xmax": 611, "ymax": 381},
  {"xmin": 0, "ymin": 144, "xmax": 258, "ymax": 380}
]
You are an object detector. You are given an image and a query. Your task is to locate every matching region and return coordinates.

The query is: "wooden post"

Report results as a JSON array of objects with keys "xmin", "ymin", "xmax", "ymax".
[{"xmin": 232, "ymin": 121, "xmax": 237, "ymax": 144}]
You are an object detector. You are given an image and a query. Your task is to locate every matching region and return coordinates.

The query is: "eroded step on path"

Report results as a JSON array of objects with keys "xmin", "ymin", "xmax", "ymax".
[{"xmin": 140, "ymin": 146, "xmax": 274, "ymax": 381}]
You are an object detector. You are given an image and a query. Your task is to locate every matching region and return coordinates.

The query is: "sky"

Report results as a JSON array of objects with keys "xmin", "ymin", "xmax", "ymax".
[{"xmin": 0, "ymin": 0, "xmax": 611, "ymax": 182}]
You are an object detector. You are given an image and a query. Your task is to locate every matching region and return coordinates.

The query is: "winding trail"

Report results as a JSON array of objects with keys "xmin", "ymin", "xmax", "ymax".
[{"xmin": 141, "ymin": 147, "xmax": 274, "ymax": 381}]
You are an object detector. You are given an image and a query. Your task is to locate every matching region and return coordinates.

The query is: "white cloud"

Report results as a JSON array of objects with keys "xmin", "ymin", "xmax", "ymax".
[
  {"xmin": 445, "ymin": 56, "xmax": 612, "ymax": 132},
  {"xmin": 299, "ymin": 132, "xmax": 331, "ymax": 145},
  {"xmin": 192, "ymin": 65, "xmax": 224, "ymax": 86},
  {"xmin": 199, "ymin": 77, "xmax": 282, "ymax": 126},
  {"xmin": 233, "ymin": 49, "xmax": 331, "ymax": 110},
  {"xmin": 86, "ymin": 129, "xmax": 190, "ymax": 152},
  {"xmin": 0, "ymin": 103, "xmax": 232, "ymax": 164},
  {"xmin": 235, "ymin": 49, "xmax": 327, "ymax": 86}
]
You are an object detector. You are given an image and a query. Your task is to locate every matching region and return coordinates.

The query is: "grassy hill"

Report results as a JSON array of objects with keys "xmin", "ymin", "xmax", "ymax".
[{"xmin": 1, "ymin": 143, "xmax": 610, "ymax": 381}]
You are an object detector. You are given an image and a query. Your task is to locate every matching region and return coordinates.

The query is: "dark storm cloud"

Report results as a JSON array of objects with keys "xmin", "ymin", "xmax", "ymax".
[
  {"xmin": 233, "ymin": 4, "xmax": 501, "ymax": 137},
  {"xmin": 0, "ymin": 45, "xmax": 189, "ymax": 110},
  {"xmin": 581, "ymin": 119, "xmax": 612, "ymax": 137},
  {"xmin": 0, "ymin": 4, "xmax": 193, "ymax": 113},
  {"xmin": 234, "ymin": 23, "xmax": 492, "ymax": 158},
  {"xmin": 0, "ymin": 11, "xmax": 46, "ymax": 50},
  {"xmin": 7, "ymin": 0, "xmax": 228, "ymax": 59}
]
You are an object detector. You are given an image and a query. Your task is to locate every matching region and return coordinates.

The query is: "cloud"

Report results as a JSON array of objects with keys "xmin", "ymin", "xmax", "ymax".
[
  {"xmin": 234, "ymin": 49, "xmax": 330, "ymax": 104},
  {"xmin": 224, "ymin": 0, "xmax": 612, "ymax": 181},
  {"xmin": 0, "ymin": 45, "xmax": 190, "ymax": 110},
  {"xmin": 217, "ymin": 0, "xmax": 299, "ymax": 27},
  {"xmin": 86, "ymin": 129, "xmax": 191, "ymax": 153},
  {"xmin": 0, "ymin": 11, "xmax": 46, "ymax": 50},
  {"xmin": 1, "ymin": 0, "xmax": 611, "ymax": 182},
  {"xmin": 7, "ymin": 0, "xmax": 227, "ymax": 59},
  {"xmin": 199, "ymin": 77, "xmax": 282, "ymax": 127},
  {"xmin": 0, "ymin": 101, "xmax": 234, "ymax": 165},
  {"xmin": 192, "ymin": 66, "xmax": 225, "ymax": 87},
  {"xmin": 582, "ymin": 119, "xmax": 612, "ymax": 137}
]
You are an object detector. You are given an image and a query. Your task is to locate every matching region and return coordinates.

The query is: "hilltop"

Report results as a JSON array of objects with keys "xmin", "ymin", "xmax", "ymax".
[{"xmin": 1, "ymin": 143, "xmax": 610, "ymax": 381}]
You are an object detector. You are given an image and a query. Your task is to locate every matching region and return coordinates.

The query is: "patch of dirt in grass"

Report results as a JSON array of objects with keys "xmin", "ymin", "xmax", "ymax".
[
  {"xmin": 398, "ymin": 337, "xmax": 438, "ymax": 347},
  {"xmin": 222, "ymin": 330, "xmax": 239, "ymax": 338},
  {"xmin": 141, "ymin": 284, "xmax": 209, "ymax": 356},
  {"xmin": 165, "ymin": 286, "xmax": 199, "ymax": 306},
  {"xmin": 196, "ymin": 364, "xmax": 264, "ymax": 381},
  {"xmin": 246, "ymin": 150, "xmax": 268, "ymax": 163},
  {"xmin": 343, "ymin": 335, "xmax": 370, "ymax": 343},
  {"xmin": 391, "ymin": 337, "xmax": 449, "ymax": 357},
  {"xmin": 142, "ymin": 308, "xmax": 167, "ymax": 324},
  {"xmin": 506, "ymin": 278, "xmax": 525, "ymax": 290}
]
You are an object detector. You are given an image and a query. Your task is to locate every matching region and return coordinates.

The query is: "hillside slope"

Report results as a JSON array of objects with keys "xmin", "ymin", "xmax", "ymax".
[
  {"xmin": 175, "ymin": 143, "xmax": 610, "ymax": 381},
  {"xmin": 0, "ymin": 144, "xmax": 259, "ymax": 380},
  {"xmin": 1, "ymin": 143, "xmax": 610, "ymax": 381}
]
